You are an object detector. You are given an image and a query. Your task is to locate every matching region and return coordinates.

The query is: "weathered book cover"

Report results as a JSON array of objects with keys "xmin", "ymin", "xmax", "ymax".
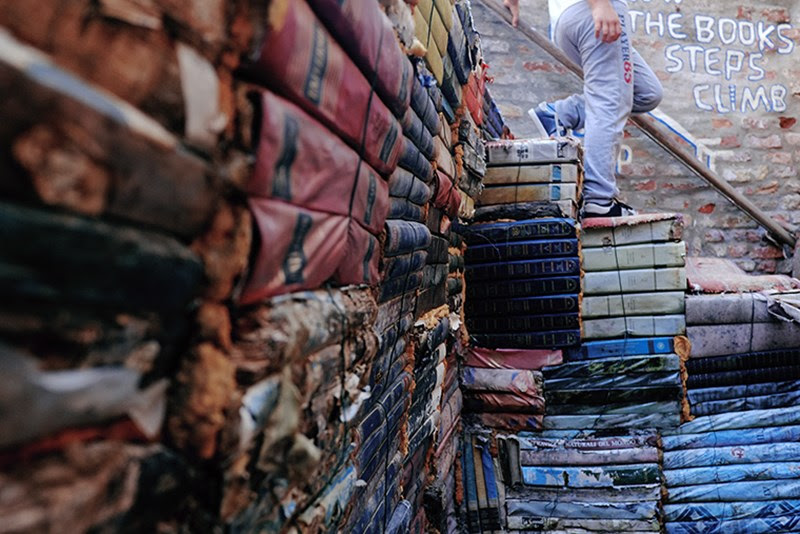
[
  {"xmin": 247, "ymin": 0, "xmax": 402, "ymax": 176},
  {"xmin": 518, "ymin": 446, "xmax": 659, "ymax": 467},
  {"xmin": 685, "ymin": 293, "xmax": 771, "ymax": 325},
  {"xmin": 666, "ymin": 479, "xmax": 800, "ymax": 503},
  {"xmin": 582, "ymin": 242, "xmax": 687, "ymax": 272},
  {"xmin": 465, "ymin": 347, "xmax": 564, "ymax": 370},
  {"xmin": 459, "ymin": 218, "xmax": 577, "ymax": 245},
  {"xmin": 583, "ymin": 267, "xmax": 686, "ymax": 295},
  {"xmin": 520, "ymin": 464, "xmax": 661, "ymax": 488},
  {"xmin": 505, "ymin": 516, "xmax": 660, "ymax": 532},
  {"xmin": 465, "ymin": 238, "xmax": 579, "ymax": 263},
  {"xmin": 663, "ymin": 406, "xmax": 800, "ymax": 435},
  {"xmin": 691, "ymin": 390, "xmax": 800, "ymax": 417},
  {"xmin": 543, "ymin": 412, "xmax": 681, "ymax": 431},
  {"xmin": 478, "ymin": 183, "xmax": 578, "ymax": 206},
  {"xmin": 688, "ymin": 323, "xmax": 800, "ymax": 358},
  {"xmin": 473, "ymin": 200, "xmax": 579, "ymax": 221},
  {"xmin": 581, "ymin": 291, "xmax": 686, "ymax": 318},
  {"xmin": 544, "ymin": 354, "xmax": 681, "ymax": 379},
  {"xmin": 688, "ymin": 379, "xmax": 800, "ymax": 404},
  {"xmin": 249, "ymin": 91, "xmax": 390, "ymax": 235},
  {"xmin": 546, "ymin": 400, "xmax": 682, "ymax": 416},
  {"xmin": 666, "ymin": 517, "xmax": 800, "ymax": 534},
  {"xmin": 306, "ymin": 0, "xmax": 414, "ymax": 117},
  {"xmin": 665, "ymin": 502, "xmax": 800, "ymax": 525},
  {"xmin": 661, "ymin": 425, "xmax": 800, "ymax": 451},
  {"xmin": 667, "ymin": 462, "xmax": 800, "ymax": 490},
  {"xmin": 466, "ymin": 294, "xmax": 580, "ymax": 316},
  {"xmin": 384, "ymin": 220, "xmax": 432, "ymax": 257},
  {"xmin": 687, "ymin": 366, "xmax": 800, "ymax": 389},
  {"xmin": 460, "ymin": 367, "xmax": 544, "ymax": 394},
  {"xmin": 580, "ymin": 213, "xmax": 684, "ymax": 247},
  {"xmin": 505, "ymin": 498, "xmax": 659, "ymax": 521},
  {"xmin": 686, "ymin": 348, "xmax": 800, "ymax": 375},
  {"xmin": 686, "ymin": 257, "xmax": 800, "ymax": 293},
  {"xmin": 467, "ymin": 275, "xmax": 581, "ymax": 300},
  {"xmin": 483, "ymin": 163, "xmax": 580, "ymax": 185},
  {"xmin": 485, "ymin": 138, "xmax": 581, "ymax": 165},
  {"xmin": 466, "ymin": 257, "xmax": 581, "ymax": 281},
  {"xmin": 388, "ymin": 168, "xmax": 432, "ymax": 205},
  {"xmin": 581, "ymin": 315, "xmax": 686, "ymax": 340}
]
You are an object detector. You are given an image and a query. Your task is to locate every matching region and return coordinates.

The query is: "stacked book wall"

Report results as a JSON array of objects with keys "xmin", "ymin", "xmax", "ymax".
[
  {"xmin": 0, "ymin": 0, "xmax": 510, "ymax": 532},
  {"xmin": 662, "ymin": 259, "xmax": 800, "ymax": 534}
]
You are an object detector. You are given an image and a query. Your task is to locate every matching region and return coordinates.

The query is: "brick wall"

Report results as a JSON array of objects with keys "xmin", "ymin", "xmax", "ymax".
[{"xmin": 472, "ymin": 0, "xmax": 800, "ymax": 273}]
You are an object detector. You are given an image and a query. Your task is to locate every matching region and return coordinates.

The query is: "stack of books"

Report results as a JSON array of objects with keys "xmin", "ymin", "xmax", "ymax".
[
  {"xmin": 482, "ymin": 138, "xmax": 582, "ymax": 219},
  {"xmin": 581, "ymin": 214, "xmax": 688, "ymax": 340}
]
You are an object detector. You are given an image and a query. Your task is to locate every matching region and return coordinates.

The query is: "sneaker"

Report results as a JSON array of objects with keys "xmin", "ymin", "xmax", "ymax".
[
  {"xmin": 581, "ymin": 199, "xmax": 638, "ymax": 219},
  {"xmin": 530, "ymin": 102, "xmax": 566, "ymax": 138}
]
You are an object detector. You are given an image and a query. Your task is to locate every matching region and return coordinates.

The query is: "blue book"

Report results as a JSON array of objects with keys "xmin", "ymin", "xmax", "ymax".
[
  {"xmin": 664, "ymin": 499, "xmax": 800, "ymax": 523},
  {"xmin": 666, "ymin": 516, "xmax": 800, "ymax": 534},
  {"xmin": 467, "ymin": 275, "xmax": 580, "ymax": 299},
  {"xmin": 568, "ymin": 337, "xmax": 675, "ymax": 361},
  {"xmin": 480, "ymin": 439, "xmax": 502, "ymax": 530},
  {"xmin": 382, "ymin": 250, "xmax": 428, "ymax": 280},
  {"xmin": 458, "ymin": 217, "xmax": 577, "ymax": 245},
  {"xmin": 466, "ymin": 257, "xmax": 580, "ymax": 281},
  {"xmin": 466, "ymin": 294, "xmax": 579, "ymax": 316},
  {"xmin": 473, "ymin": 330, "xmax": 581, "ymax": 350},
  {"xmin": 462, "ymin": 436, "xmax": 481, "ymax": 533},
  {"xmin": 398, "ymin": 135, "xmax": 433, "ymax": 182},
  {"xmin": 383, "ymin": 220, "xmax": 431, "ymax": 257},
  {"xmin": 467, "ymin": 312, "xmax": 580, "ymax": 333},
  {"xmin": 465, "ymin": 238, "xmax": 579, "ymax": 263}
]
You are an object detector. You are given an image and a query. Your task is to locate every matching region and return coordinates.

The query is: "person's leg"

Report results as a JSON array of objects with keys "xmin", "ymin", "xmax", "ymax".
[
  {"xmin": 553, "ymin": 0, "xmax": 634, "ymax": 204},
  {"xmin": 543, "ymin": 47, "xmax": 662, "ymax": 134},
  {"xmin": 631, "ymin": 48, "xmax": 663, "ymax": 113}
]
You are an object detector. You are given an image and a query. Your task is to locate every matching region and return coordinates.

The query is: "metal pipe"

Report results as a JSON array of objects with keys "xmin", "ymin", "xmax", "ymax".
[{"xmin": 480, "ymin": 0, "xmax": 797, "ymax": 247}]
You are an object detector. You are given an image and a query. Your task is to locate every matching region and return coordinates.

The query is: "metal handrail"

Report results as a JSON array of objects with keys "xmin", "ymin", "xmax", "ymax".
[{"xmin": 480, "ymin": 0, "xmax": 797, "ymax": 247}]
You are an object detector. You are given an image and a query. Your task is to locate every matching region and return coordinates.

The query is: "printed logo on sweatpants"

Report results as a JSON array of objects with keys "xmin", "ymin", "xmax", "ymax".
[{"xmin": 619, "ymin": 13, "xmax": 632, "ymax": 84}]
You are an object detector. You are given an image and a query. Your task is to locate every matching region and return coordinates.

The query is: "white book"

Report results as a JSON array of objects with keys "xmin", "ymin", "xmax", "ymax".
[
  {"xmin": 485, "ymin": 138, "xmax": 580, "ymax": 165},
  {"xmin": 583, "ymin": 267, "xmax": 687, "ymax": 295},
  {"xmin": 581, "ymin": 214, "xmax": 684, "ymax": 247},
  {"xmin": 582, "ymin": 242, "xmax": 686, "ymax": 272},
  {"xmin": 582, "ymin": 314, "xmax": 686, "ymax": 340},
  {"xmin": 581, "ymin": 291, "xmax": 686, "ymax": 319}
]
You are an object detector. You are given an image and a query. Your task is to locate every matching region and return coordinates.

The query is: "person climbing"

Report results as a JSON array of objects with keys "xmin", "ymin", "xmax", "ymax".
[{"xmin": 504, "ymin": 0, "xmax": 663, "ymax": 218}]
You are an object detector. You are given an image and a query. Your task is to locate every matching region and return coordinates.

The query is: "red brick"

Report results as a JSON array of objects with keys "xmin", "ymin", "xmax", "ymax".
[
  {"xmin": 704, "ymin": 229, "xmax": 725, "ymax": 242},
  {"xmin": 755, "ymin": 259, "xmax": 778, "ymax": 273},
  {"xmin": 712, "ymin": 118, "xmax": 733, "ymax": 129},
  {"xmin": 761, "ymin": 8, "xmax": 789, "ymax": 23},
  {"xmin": 633, "ymin": 179, "xmax": 657, "ymax": 192},
  {"xmin": 720, "ymin": 135, "xmax": 740, "ymax": 148},
  {"xmin": 698, "ymin": 203, "xmax": 716, "ymax": 214},
  {"xmin": 769, "ymin": 152, "xmax": 792, "ymax": 165},
  {"xmin": 779, "ymin": 117, "xmax": 797, "ymax": 129},
  {"xmin": 753, "ymin": 245, "xmax": 784, "ymax": 259},
  {"xmin": 727, "ymin": 244, "xmax": 748, "ymax": 258}
]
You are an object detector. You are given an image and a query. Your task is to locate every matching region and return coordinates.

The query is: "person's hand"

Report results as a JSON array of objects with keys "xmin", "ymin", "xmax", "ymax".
[
  {"xmin": 589, "ymin": 0, "xmax": 621, "ymax": 42},
  {"xmin": 504, "ymin": 0, "xmax": 520, "ymax": 27}
]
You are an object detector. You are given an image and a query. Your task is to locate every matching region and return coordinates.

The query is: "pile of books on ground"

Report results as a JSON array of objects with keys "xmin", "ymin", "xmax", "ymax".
[
  {"xmin": 498, "ymin": 431, "xmax": 664, "ymax": 532},
  {"xmin": 660, "ymin": 258, "xmax": 800, "ymax": 534}
]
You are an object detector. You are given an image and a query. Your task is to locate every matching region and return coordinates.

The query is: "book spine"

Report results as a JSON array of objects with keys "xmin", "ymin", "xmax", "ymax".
[
  {"xmin": 467, "ymin": 276, "xmax": 581, "ymax": 299},
  {"xmin": 581, "ymin": 241, "xmax": 686, "ymax": 272},
  {"xmin": 581, "ymin": 291, "xmax": 686, "ymax": 318},
  {"xmin": 465, "ymin": 239, "xmax": 579, "ymax": 263},
  {"xmin": 472, "ymin": 330, "xmax": 581, "ymax": 350},
  {"xmin": 461, "ymin": 218, "xmax": 577, "ymax": 244},
  {"xmin": 478, "ymin": 183, "xmax": 578, "ymax": 206},
  {"xmin": 466, "ymin": 294, "xmax": 580, "ymax": 316},
  {"xmin": 466, "ymin": 257, "xmax": 581, "ymax": 281}
]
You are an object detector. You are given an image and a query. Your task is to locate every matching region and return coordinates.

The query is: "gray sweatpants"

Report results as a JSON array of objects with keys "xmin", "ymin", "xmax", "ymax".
[{"xmin": 551, "ymin": 0, "xmax": 662, "ymax": 202}]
